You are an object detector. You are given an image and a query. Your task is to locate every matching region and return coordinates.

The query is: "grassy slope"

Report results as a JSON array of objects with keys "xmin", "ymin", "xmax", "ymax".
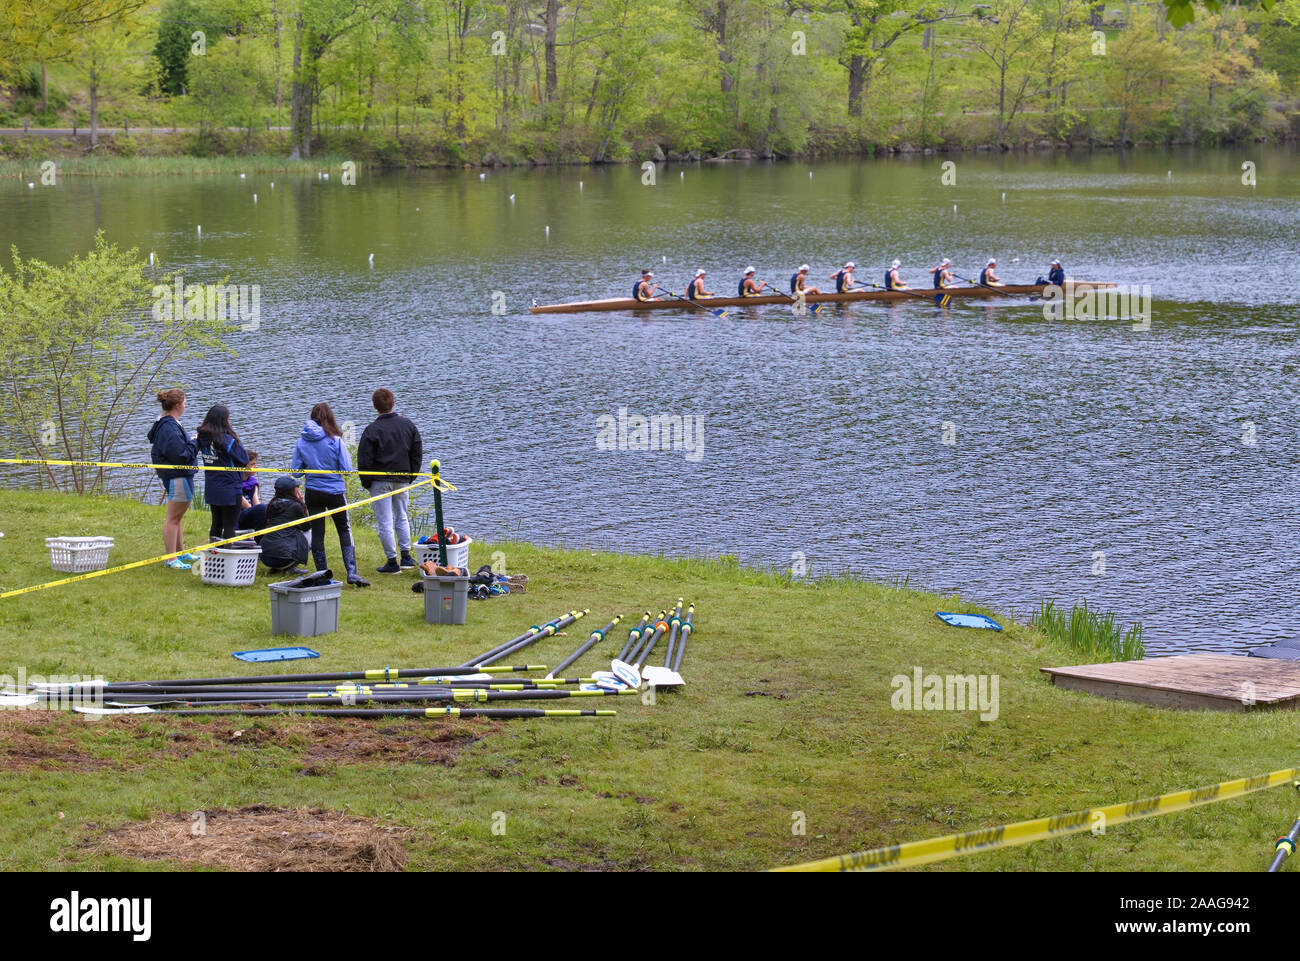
[{"xmin": 0, "ymin": 488, "xmax": 1297, "ymax": 872}]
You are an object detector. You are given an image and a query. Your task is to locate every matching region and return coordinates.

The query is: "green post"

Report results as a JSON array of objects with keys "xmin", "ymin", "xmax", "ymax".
[{"xmin": 431, "ymin": 460, "xmax": 447, "ymax": 566}]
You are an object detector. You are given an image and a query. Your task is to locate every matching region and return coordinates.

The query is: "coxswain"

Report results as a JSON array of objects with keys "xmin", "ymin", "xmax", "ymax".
[
  {"xmin": 829, "ymin": 261, "xmax": 856, "ymax": 293},
  {"xmin": 790, "ymin": 264, "xmax": 821, "ymax": 296},
  {"xmin": 687, "ymin": 268, "xmax": 715, "ymax": 301},
  {"xmin": 979, "ymin": 258, "xmax": 1003, "ymax": 287},
  {"xmin": 634, "ymin": 270, "xmax": 660, "ymax": 301},
  {"xmin": 1048, "ymin": 258, "xmax": 1065, "ymax": 287},
  {"xmin": 885, "ymin": 259, "xmax": 909, "ymax": 290},
  {"xmin": 739, "ymin": 266, "xmax": 765, "ymax": 297},
  {"xmin": 931, "ymin": 257, "xmax": 953, "ymax": 289}
]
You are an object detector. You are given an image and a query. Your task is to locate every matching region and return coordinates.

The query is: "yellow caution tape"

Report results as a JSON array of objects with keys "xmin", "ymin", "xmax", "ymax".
[
  {"xmin": 0, "ymin": 477, "xmax": 434, "ymax": 601},
  {"xmin": 0, "ymin": 457, "xmax": 455, "ymax": 488},
  {"xmin": 774, "ymin": 767, "xmax": 1300, "ymax": 872}
]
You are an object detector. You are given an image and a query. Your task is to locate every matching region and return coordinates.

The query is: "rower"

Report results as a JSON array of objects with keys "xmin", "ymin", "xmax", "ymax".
[
  {"xmin": 930, "ymin": 257, "xmax": 953, "ymax": 289},
  {"xmin": 829, "ymin": 261, "xmax": 856, "ymax": 293},
  {"xmin": 634, "ymin": 270, "xmax": 661, "ymax": 302},
  {"xmin": 979, "ymin": 258, "xmax": 1003, "ymax": 286},
  {"xmin": 738, "ymin": 266, "xmax": 765, "ymax": 297},
  {"xmin": 790, "ymin": 264, "xmax": 821, "ymax": 297},
  {"xmin": 687, "ymin": 268, "xmax": 715, "ymax": 301},
  {"xmin": 885, "ymin": 259, "xmax": 909, "ymax": 290},
  {"xmin": 1048, "ymin": 258, "xmax": 1065, "ymax": 287}
]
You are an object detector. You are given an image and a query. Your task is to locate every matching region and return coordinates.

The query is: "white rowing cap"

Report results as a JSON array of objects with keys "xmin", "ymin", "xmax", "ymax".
[
  {"xmin": 695, "ymin": 268, "xmax": 706, "ymax": 277},
  {"xmin": 891, "ymin": 259, "xmax": 901, "ymax": 268}
]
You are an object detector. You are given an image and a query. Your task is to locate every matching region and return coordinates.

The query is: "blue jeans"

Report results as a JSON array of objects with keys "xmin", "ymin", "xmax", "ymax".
[{"xmin": 370, "ymin": 482, "xmax": 411, "ymax": 558}]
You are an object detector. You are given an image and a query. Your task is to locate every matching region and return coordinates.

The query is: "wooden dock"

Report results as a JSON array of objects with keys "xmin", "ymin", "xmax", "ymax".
[{"xmin": 1041, "ymin": 653, "xmax": 1300, "ymax": 711}]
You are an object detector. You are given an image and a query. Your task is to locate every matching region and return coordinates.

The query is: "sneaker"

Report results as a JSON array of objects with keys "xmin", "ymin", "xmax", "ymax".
[
  {"xmin": 178, "ymin": 553, "xmax": 200, "ymax": 563},
  {"xmin": 376, "ymin": 558, "xmax": 402, "ymax": 575},
  {"xmin": 398, "ymin": 551, "xmax": 417, "ymax": 570},
  {"xmin": 164, "ymin": 558, "xmax": 191, "ymax": 571}
]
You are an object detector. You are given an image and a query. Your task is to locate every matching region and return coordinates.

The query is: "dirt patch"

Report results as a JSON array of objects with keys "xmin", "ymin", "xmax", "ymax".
[
  {"xmin": 91, "ymin": 805, "xmax": 410, "ymax": 872},
  {"xmin": 0, "ymin": 711, "xmax": 488, "ymax": 769},
  {"xmin": 218, "ymin": 717, "xmax": 487, "ymax": 765},
  {"xmin": 0, "ymin": 712, "xmax": 119, "ymax": 772}
]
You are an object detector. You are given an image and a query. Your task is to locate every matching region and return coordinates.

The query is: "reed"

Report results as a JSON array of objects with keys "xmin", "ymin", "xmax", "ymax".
[{"xmin": 1030, "ymin": 599, "xmax": 1145, "ymax": 662}]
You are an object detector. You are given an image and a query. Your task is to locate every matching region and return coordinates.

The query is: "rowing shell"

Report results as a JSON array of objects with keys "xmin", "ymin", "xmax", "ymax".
[{"xmin": 529, "ymin": 282, "xmax": 1118, "ymax": 315}]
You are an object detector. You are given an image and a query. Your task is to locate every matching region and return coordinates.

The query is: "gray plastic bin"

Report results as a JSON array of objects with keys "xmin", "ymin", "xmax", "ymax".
[
  {"xmin": 269, "ymin": 577, "xmax": 342, "ymax": 636},
  {"xmin": 421, "ymin": 572, "xmax": 469, "ymax": 625}
]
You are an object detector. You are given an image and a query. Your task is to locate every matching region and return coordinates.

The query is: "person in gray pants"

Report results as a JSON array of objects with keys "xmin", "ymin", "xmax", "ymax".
[{"xmin": 358, "ymin": 388, "xmax": 424, "ymax": 574}]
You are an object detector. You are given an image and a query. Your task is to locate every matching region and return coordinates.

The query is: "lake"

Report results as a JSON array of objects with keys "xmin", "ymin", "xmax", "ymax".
[{"xmin": 3, "ymin": 145, "xmax": 1298, "ymax": 654}]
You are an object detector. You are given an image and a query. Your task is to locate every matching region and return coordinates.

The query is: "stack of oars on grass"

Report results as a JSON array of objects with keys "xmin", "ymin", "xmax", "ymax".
[{"xmin": 0, "ymin": 609, "xmax": 628, "ymax": 721}]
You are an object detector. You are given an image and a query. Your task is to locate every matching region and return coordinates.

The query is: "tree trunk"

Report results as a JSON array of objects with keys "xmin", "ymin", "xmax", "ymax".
[
  {"xmin": 273, "ymin": 0, "xmax": 283, "ymax": 118},
  {"xmin": 847, "ymin": 54, "xmax": 865, "ymax": 118},
  {"xmin": 288, "ymin": 18, "xmax": 307, "ymax": 158},
  {"xmin": 39, "ymin": 62, "xmax": 48, "ymax": 113},
  {"xmin": 89, "ymin": 76, "xmax": 99, "ymax": 148},
  {"xmin": 544, "ymin": 0, "xmax": 559, "ymax": 103}
]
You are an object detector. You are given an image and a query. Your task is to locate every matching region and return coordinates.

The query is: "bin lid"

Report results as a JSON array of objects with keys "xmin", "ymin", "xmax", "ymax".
[{"xmin": 232, "ymin": 646, "xmax": 321, "ymax": 662}]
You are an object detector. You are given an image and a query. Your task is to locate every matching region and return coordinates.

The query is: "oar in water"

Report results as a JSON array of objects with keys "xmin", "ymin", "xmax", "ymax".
[
  {"xmin": 761, "ymin": 281, "xmax": 821, "ymax": 315},
  {"xmin": 662, "ymin": 289, "xmax": 730, "ymax": 318},
  {"xmin": 859, "ymin": 282, "xmax": 953, "ymax": 308}
]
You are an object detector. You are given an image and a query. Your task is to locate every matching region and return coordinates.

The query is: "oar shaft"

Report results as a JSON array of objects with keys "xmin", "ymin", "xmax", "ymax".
[
  {"xmin": 1268, "ymin": 815, "xmax": 1300, "ymax": 872},
  {"xmin": 662, "ymin": 599, "xmax": 684, "ymax": 668},
  {"xmin": 627, "ymin": 611, "xmax": 666, "ymax": 665},
  {"xmin": 151, "ymin": 707, "xmax": 614, "ymax": 718},
  {"xmin": 671, "ymin": 604, "xmax": 695, "ymax": 672},
  {"xmin": 477, "ymin": 610, "xmax": 587, "ymax": 667},
  {"xmin": 548, "ymin": 616, "xmax": 621, "ymax": 679},
  {"xmin": 101, "ymin": 664, "xmax": 543, "ymax": 688},
  {"xmin": 617, "ymin": 612, "xmax": 652, "ymax": 662},
  {"xmin": 460, "ymin": 612, "xmax": 569, "ymax": 668}
]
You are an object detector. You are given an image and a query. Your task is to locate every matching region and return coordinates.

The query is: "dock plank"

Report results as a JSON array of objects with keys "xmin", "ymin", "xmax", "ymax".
[{"xmin": 1041, "ymin": 653, "xmax": 1300, "ymax": 711}]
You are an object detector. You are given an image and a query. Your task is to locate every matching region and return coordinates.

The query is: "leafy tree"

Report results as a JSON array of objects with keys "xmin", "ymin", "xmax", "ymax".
[{"xmin": 0, "ymin": 234, "xmax": 234, "ymax": 494}]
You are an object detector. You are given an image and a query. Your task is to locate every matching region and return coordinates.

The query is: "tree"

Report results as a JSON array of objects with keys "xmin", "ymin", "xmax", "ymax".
[
  {"xmin": 68, "ymin": 12, "xmax": 159, "ymax": 146},
  {"xmin": 0, "ymin": 234, "xmax": 234, "ymax": 495}
]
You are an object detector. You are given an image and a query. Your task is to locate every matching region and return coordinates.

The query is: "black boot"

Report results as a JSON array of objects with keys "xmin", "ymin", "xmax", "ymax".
[
  {"xmin": 311, "ymin": 543, "xmax": 328, "ymax": 572},
  {"xmin": 342, "ymin": 544, "xmax": 369, "ymax": 587},
  {"xmin": 376, "ymin": 557, "xmax": 401, "ymax": 574}
]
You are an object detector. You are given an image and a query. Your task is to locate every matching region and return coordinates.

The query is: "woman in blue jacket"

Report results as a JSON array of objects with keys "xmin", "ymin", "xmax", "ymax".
[
  {"xmin": 196, "ymin": 403, "xmax": 250, "ymax": 544},
  {"xmin": 292, "ymin": 403, "xmax": 369, "ymax": 587},
  {"xmin": 147, "ymin": 388, "xmax": 199, "ymax": 570}
]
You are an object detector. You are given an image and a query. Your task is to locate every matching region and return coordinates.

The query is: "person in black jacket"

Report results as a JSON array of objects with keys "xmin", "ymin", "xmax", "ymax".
[
  {"xmin": 196, "ymin": 403, "xmax": 251, "ymax": 543},
  {"xmin": 147, "ymin": 388, "xmax": 199, "ymax": 570},
  {"xmin": 257, "ymin": 476, "xmax": 310, "ymax": 573},
  {"xmin": 357, "ymin": 388, "xmax": 423, "ymax": 574}
]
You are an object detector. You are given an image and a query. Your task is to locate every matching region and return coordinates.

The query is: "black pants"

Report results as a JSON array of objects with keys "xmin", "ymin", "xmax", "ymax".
[
  {"xmin": 305, "ymin": 489, "xmax": 352, "ymax": 553},
  {"xmin": 209, "ymin": 504, "xmax": 240, "ymax": 541}
]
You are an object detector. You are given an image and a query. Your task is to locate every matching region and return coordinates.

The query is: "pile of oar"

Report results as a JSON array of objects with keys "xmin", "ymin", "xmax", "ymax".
[
  {"xmin": 0, "ymin": 604, "xmax": 699, "ymax": 720},
  {"xmin": 0, "ymin": 608, "xmax": 626, "ymax": 721}
]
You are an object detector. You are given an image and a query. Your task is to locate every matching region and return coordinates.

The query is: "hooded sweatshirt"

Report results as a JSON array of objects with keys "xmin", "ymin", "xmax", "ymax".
[
  {"xmin": 147, "ymin": 415, "xmax": 198, "ymax": 482},
  {"xmin": 291, "ymin": 419, "xmax": 351, "ymax": 495}
]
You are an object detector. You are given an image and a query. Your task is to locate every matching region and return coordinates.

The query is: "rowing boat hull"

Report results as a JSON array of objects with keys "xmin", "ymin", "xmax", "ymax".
[{"xmin": 529, "ymin": 282, "xmax": 1118, "ymax": 314}]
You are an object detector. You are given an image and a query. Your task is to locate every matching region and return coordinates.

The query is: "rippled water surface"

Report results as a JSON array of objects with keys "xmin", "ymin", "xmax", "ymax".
[{"xmin": 3, "ymin": 146, "xmax": 1298, "ymax": 654}]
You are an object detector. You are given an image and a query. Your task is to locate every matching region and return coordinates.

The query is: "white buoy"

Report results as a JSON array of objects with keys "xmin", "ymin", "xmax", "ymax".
[
  {"xmin": 662, "ymin": 255, "xmax": 667, "ymax": 264},
  {"xmin": 240, "ymin": 173, "xmax": 246, "ymax": 179},
  {"xmin": 270, "ymin": 181, "xmax": 274, "ymax": 188},
  {"xmin": 324, "ymin": 173, "xmax": 329, "ymax": 180},
  {"xmin": 1167, "ymin": 171, "xmax": 1172, "ymax": 178},
  {"xmin": 149, "ymin": 252, "xmax": 155, "ymax": 267},
  {"xmin": 545, "ymin": 225, "xmax": 550, "ymax": 239},
  {"xmin": 1001, "ymin": 192, "xmax": 1006, "ymax": 202},
  {"xmin": 809, "ymin": 170, "xmax": 813, "ymax": 178},
  {"xmin": 509, "ymin": 193, "xmax": 515, "ymax": 202},
  {"xmin": 680, "ymin": 171, "xmax": 684, "ymax": 180},
  {"xmin": 579, "ymin": 181, "xmax": 583, "ymax": 190},
  {"xmin": 953, "ymin": 204, "xmax": 957, "ymax": 214},
  {"xmin": 27, "ymin": 182, "xmax": 34, "ymax": 188},
  {"xmin": 253, "ymin": 193, "xmax": 257, "ymax": 203},
  {"xmin": 197, "ymin": 225, "xmax": 202, "ymax": 236},
  {"xmin": 479, "ymin": 172, "xmax": 486, "ymax": 181},
  {"xmin": 1011, "ymin": 257, "xmax": 1020, "ymax": 263},
  {"xmin": 368, "ymin": 253, "xmax": 374, "ymax": 265}
]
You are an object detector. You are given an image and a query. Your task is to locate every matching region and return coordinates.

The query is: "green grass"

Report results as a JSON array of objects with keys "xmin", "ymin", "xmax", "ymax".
[
  {"xmin": 0, "ymin": 487, "xmax": 1297, "ymax": 872},
  {"xmin": 0, "ymin": 152, "xmax": 353, "ymax": 180},
  {"xmin": 1030, "ymin": 599, "xmax": 1145, "ymax": 663}
]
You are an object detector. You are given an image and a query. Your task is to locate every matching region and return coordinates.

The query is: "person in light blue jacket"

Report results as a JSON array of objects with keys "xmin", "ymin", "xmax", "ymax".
[{"xmin": 291, "ymin": 402, "xmax": 369, "ymax": 587}]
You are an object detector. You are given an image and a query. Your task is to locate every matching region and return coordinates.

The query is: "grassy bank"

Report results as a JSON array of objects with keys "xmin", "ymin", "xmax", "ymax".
[{"xmin": 0, "ymin": 488, "xmax": 1297, "ymax": 872}]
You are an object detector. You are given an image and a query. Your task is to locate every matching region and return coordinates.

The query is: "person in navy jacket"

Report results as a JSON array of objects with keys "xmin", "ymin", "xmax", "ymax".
[
  {"xmin": 147, "ymin": 388, "xmax": 199, "ymax": 570},
  {"xmin": 196, "ymin": 403, "xmax": 250, "ymax": 544}
]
